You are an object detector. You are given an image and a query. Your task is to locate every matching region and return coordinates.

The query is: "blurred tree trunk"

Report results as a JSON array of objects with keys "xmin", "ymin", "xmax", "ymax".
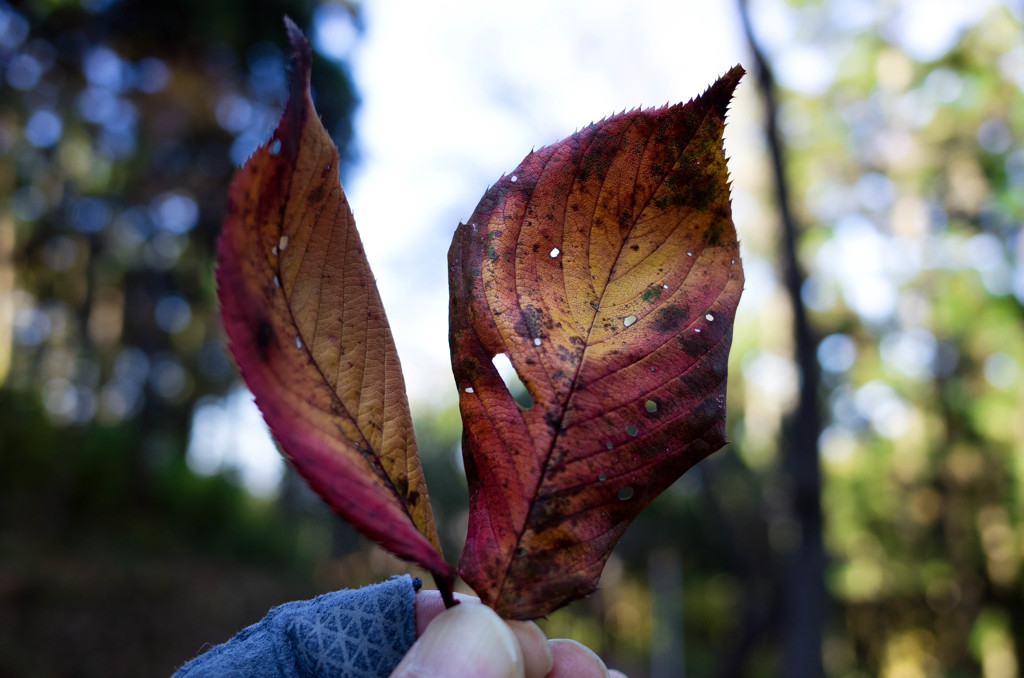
[
  {"xmin": 737, "ymin": 1, "xmax": 826, "ymax": 676},
  {"xmin": 701, "ymin": 459, "xmax": 778, "ymax": 678},
  {"xmin": 649, "ymin": 548, "xmax": 684, "ymax": 678},
  {"xmin": 0, "ymin": 214, "xmax": 12, "ymax": 387}
]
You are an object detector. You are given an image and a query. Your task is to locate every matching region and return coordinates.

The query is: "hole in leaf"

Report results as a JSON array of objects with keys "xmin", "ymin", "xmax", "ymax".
[
  {"xmin": 549, "ymin": 247, "xmax": 560, "ymax": 258},
  {"xmin": 598, "ymin": 473, "xmax": 607, "ymax": 482},
  {"xmin": 626, "ymin": 424, "xmax": 638, "ymax": 436},
  {"xmin": 618, "ymin": 486, "xmax": 634, "ymax": 500},
  {"xmin": 279, "ymin": 235, "xmax": 290, "ymax": 251},
  {"xmin": 624, "ymin": 315, "xmax": 637, "ymax": 327},
  {"xmin": 510, "ymin": 175, "xmax": 518, "ymax": 182},
  {"xmin": 533, "ymin": 337, "xmax": 542, "ymax": 346},
  {"xmin": 706, "ymin": 313, "xmax": 714, "ymax": 321},
  {"xmin": 645, "ymin": 400, "xmax": 657, "ymax": 413},
  {"xmin": 273, "ymin": 275, "xmax": 280, "ymax": 288},
  {"xmin": 605, "ymin": 441, "xmax": 613, "ymax": 450},
  {"xmin": 294, "ymin": 336, "xmax": 302, "ymax": 349},
  {"xmin": 492, "ymin": 353, "xmax": 534, "ymax": 409},
  {"xmin": 464, "ymin": 387, "xmax": 474, "ymax": 394},
  {"xmin": 268, "ymin": 138, "xmax": 282, "ymax": 155}
]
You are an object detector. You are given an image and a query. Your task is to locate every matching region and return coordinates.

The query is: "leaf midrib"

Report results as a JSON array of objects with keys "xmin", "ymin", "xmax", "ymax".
[{"xmin": 273, "ymin": 116, "xmax": 414, "ymax": 525}]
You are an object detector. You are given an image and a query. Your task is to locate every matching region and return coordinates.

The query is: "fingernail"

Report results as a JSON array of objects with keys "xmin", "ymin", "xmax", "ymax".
[
  {"xmin": 391, "ymin": 603, "xmax": 523, "ymax": 678},
  {"xmin": 548, "ymin": 639, "xmax": 610, "ymax": 678},
  {"xmin": 507, "ymin": 620, "xmax": 553, "ymax": 678}
]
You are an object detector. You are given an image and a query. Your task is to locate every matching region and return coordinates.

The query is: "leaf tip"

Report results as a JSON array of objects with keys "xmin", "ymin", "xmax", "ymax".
[
  {"xmin": 283, "ymin": 16, "xmax": 312, "ymax": 82},
  {"xmin": 703, "ymin": 64, "xmax": 745, "ymax": 119},
  {"xmin": 279, "ymin": 16, "xmax": 312, "ymax": 154}
]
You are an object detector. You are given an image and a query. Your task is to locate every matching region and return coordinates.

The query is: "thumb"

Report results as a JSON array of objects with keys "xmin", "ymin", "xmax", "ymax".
[{"xmin": 390, "ymin": 602, "xmax": 524, "ymax": 678}]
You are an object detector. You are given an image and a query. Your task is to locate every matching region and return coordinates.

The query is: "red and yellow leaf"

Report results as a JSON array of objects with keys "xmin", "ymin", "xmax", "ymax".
[
  {"xmin": 449, "ymin": 67, "xmax": 745, "ymax": 619},
  {"xmin": 217, "ymin": 20, "xmax": 452, "ymax": 584}
]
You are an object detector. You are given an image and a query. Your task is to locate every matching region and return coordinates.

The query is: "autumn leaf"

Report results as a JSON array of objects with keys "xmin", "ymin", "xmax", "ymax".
[
  {"xmin": 217, "ymin": 19, "xmax": 453, "ymax": 590},
  {"xmin": 449, "ymin": 67, "xmax": 745, "ymax": 619}
]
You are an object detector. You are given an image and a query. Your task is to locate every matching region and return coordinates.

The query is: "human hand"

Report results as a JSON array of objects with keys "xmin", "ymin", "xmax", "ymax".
[{"xmin": 389, "ymin": 591, "xmax": 627, "ymax": 678}]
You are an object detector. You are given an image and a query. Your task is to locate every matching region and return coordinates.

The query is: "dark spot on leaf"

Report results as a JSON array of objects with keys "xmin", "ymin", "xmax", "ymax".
[
  {"xmin": 556, "ymin": 344, "xmax": 577, "ymax": 366},
  {"xmin": 523, "ymin": 305, "xmax": 547, "ymax": 337},
  {"xmin": 307, "ymin": 182, "xmax": 326, "ymax": 204},
  {"xmin": 620, "ymin": 209, "xmax": 633, "ymax": 232},
  {"xmin": 460, "ymin": 356, "xmax": 486, "ymax": 380},
  {"xmin": 653, "ymin": 305, "xmax": 689, "ymax": 333},
  {"xmin": 677, "ymin": 331, "xmax": 705, "ymax": 358},
  {"xmin": 641, "ymin": 286, "xmax": 663, "ymax": 303},
  {"xmin": 256, "ymin": 320, "xmax": 273, "ymax": 359},
  {"xmin": 706, "ymin": 211, "xmax": 729, "ymax": 246},
  {"xmin": 512, "ymin": 315, "xmax": 530, "ymax": 340}
]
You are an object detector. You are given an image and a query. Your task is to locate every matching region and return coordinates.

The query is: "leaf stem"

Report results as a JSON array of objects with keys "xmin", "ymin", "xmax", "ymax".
[{"xmin": 433, "ymin": 573, "xmax": 458, "ymax": 609}]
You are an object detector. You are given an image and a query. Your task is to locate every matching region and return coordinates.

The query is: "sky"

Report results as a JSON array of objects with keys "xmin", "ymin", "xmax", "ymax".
[
  {"xmin": 188, "ymin": 0, "xmax": 751, "ymax": 495},
  {"xmin": 187, "ymin": 0, "xmax": 1010, "ymax": 497},
  {"xmin": 343, "ymin": 0, "xmax": 748, "ymax": 402}
]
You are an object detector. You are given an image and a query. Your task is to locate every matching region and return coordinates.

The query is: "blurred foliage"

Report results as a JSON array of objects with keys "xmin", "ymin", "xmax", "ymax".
[
  {"xmin": 764, "ymin": 3, "xmax": 1024, "ymax": 676},
  {"xmin": 2, "ymin": 0, "xmax": 1023, "ymax": 677},
  {"xmin": 668, "ymin": 1, "xmax": 1024, "ymax": 676},
  {"xmin": 0, "ymin": 0, "xmax": 361, "ymax": 675}
]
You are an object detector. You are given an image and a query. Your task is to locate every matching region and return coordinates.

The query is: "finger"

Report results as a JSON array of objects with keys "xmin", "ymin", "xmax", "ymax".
[
  {"xmin": 506, "ymin": 620, "xmax": 553, "ymax": 678},
  {"xmin": 390, "ymin": 602, "xmax": 524, "ymax": 678},
  {"xmin": 545, "ymin": 639, "xmax": 610, "ymax": 678},
  {"xmin": 413, "ymin": 589, "xmax": 480, "ymax": 635},
  {"xmin": 413, "ymin": 591, "xmax": 551, "ymax": 678}
]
